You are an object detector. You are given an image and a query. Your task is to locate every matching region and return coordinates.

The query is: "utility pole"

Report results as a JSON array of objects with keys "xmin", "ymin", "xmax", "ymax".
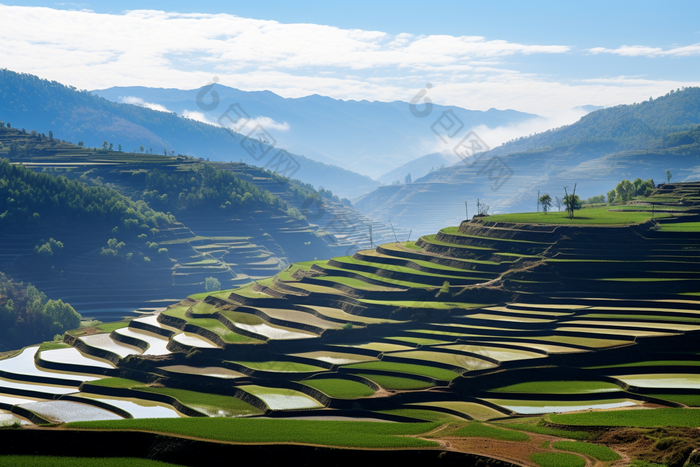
[
  {"xmin": 369, "ymin": 225, "xmax": 373, "ymax": 248},
  {"xmin": 537, "ymin": 190, "xmax": 540, "ymax": 213},
  {"xmin": 465, "ymin": 201, "xmax": 468, "ymax": 220},
  {"xmin": 407, "ymin": 230, "xmax": 412, "ymax": 242},
  {"xmin": 389, "ymin": 222, "xmax": 399, "ymax": 243}
]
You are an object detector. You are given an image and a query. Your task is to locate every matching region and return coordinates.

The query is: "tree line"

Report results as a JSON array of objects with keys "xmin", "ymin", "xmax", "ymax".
[
  {"xmin": 137, "ymin": 164, "xmax": 287, "ymax": 213},
  {"xmin": 0, "ymin": 272, "xmax": 81, "ymax": 350},
  {"xmin": 0, "ymin": 158, "xmax": 175, "ymax": 233}
]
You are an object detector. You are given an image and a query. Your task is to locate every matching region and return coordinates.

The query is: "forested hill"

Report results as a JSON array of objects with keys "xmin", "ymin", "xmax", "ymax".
[
  {"xmin": 0, "ymin": 69, "xmax": 378, "ymax": 199},
  {"xmin": 0, "ymin": 123, "xmax": 343, "ymax": 217},
  {"xmin": 492, "ymin": 87, "xmax": 700, "ymax": 156},
  {"xmin": 0, "ymin": 124, "xmax": 400, "ymax": 314},
  {"xmin": 0, "ymin": 272, "xmax": 81, "ymax": 351},
  {"xmin": 355, "ymin": 89, "xmax": 700, "ymax": 236},
  {"xmin": 0, "ymin": 158, "xmax": 175, "ymax": 233}
]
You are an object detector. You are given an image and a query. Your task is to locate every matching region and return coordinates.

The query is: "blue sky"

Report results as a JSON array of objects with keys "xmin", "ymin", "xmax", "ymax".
[{"xmin": 1, "ymin": 0, "xmax": 698, "ymax": 132}]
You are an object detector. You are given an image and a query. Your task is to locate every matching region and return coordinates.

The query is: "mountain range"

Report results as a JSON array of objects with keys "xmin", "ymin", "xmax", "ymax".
[
  {"xmin": 92, "ymin": 84, "xmax": 538, "ymax": 180},
  {"xmin": 354, "ymin": 88, "xmax": 700, "ymax": 235}
]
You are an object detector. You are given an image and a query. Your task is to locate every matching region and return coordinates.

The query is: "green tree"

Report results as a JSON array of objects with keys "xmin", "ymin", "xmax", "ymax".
[
  {"xmin": 538, "ymin": 194, "xmax": 552, "ymax": 214},
  {"xmin": 41, "ymin": 299, "xmax": 81, "ymax": 337},
  {"xmin": 615, "ymin": 180, "xmax": 634, "ymax": 203},
  {"xmin": 563, "ymin": 194, "xmax": 581, "ymax": 218},
  {"xmin": 205, "ymin": 277, "xmax": 221, "ymax": 292},
  {"xmin": 102, "ymin": 141, "xmax": 108, "ymax": 150},
  {"xmin": 563, "ymin": 184, "xmax": 580, "ymax": 219},
  {"xmin": 118, "ymin": 144, "xmax": 122, "ymax": 152},
  {"xmin": 404, "ymin": 173, "xmax": 412, "ymax": 184},
  {"xmin": 666, "ymin": 170, "xmax": 672, "ymax": 183},
  {"xmin": 48, "ymin": 130, "xmax": 53, "ymax": 141},
  {"xmin": 438, "ymin": 281, "xmax": 450, "ymax": 296}
]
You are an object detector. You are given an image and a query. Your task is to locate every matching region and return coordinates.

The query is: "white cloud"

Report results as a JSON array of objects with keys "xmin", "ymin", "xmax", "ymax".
[
  {"xmin": 0, "ymin": 5, "xmax": 697, "ymax": 120},
  {"xmin": 181, "ymin": 109, "xmax": 215, "ymax": 124},
  {"xmin": 243, "ymin": 117, "xmax": 290, "ymax": 132},
  {"xmin": 589, "ymin": 43, "xmax": 700, "ymax": 57},
  {"xmin": 180, "ymin": 111, "xmax": 289, "ymax": 132},
  {"xmin": 119, "ymin": 96, "xmax": 170, "ymax": 112}
]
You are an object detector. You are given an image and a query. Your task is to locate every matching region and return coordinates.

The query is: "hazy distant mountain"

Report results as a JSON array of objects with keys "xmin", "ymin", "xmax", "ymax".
[
  {"xmin": 355, "ymin": 88, "xmax": 700, "ymax": 235},
  {"xmin": 377, "ymin": 152, "xmax": 460, "ymax": 185},
  {"xmin": 0, "ymin": 69, "xmax": 378, "ymax": 199},
  {"xmin": 93, "ymin": 85, "xmax": 539, "ymax": 179}
]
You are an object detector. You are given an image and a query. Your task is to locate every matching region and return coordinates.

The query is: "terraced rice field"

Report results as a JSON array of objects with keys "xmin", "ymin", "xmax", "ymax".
[
  {"xmin": 158, "ymin": 365, "xmax": 245, "ymax": 379},
  {"xmin": 301, "ymin": 378, "xmax": 375, "ymax": 398},
  {"xmin": 233, "ymin": 322, "xmax": 317, "ymax": 340},
  {"xmin": 334, "ymin": 342, "xmax": 414, "ymax": 352},
  {"xmin": 345, "ymin": 361, "xmax": 461, "ymax": 380},
  {"xmin": 387, "ymin": 350, "xmax": 497, "ymax": 370},
  {"xmin": 0, "ymin": 377, "xmax": 77, "ymax": 396},
  {"xmin": 172, "ymin": 333, "xmax": 218, "ymax": 348},
  {"xmin": 233, "ymin": 361, "xmax": 325, "ymax": 373},
  {"xmin": 0, "ymin": 346, "xmax": 101, "ymax": 382},
  {"xmin": 490, "ymin": 381, "xmax": 622, "ymax": 394},
  {"xmin": 409, "ymin": 401, "xmax": 507, "ymax": 421},
  {"xmin": 290, "ymin": 351, "xmax": 377, "ymax": 365},
  {"xmin": 612, "ymin": 374, "xmax": 700, "ymax": 389},
  {"xmin": 255, "ymin": 308, "xmax": 343, "ymax": 329},
  {"xmin": 113, "ymin": 328, "xmax": 171, "ymax": 355},
  {"xmin": 76, "ymin": 394, "xmax": 186, "ymax": 419},
  {"xmin": 239, "ymin": 385, "xmax": 323, "ymax": 410},
  {"xmin": 79, "ymin": 334, "xmax": 142, "ymax": 358},
  {"xmin": 435, "ymin": 345, "xmax": 545, "ymax": 362},
  {"xmin": 19, "ymin": 401, "xmax": 122, "ymax": 423},
  {"xmin": 357, "ymin": 374, "xmax": 435, "ymax": 390},
  {"xmin": 485, "ymin": 398, "xmax": 642, "ymax": 414},
  {"xmin": 39, "ymin": 348, "xmax": 115, "ymax": 369},
  {"xmin": 2, "ymin": 184, "xmax": 700, "ymax": 465}
]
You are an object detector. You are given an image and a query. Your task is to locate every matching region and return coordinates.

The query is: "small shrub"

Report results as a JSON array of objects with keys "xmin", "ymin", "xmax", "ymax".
[{"xmin": 205, "ymin": 277, "xmax": 221, "ymax": 292}]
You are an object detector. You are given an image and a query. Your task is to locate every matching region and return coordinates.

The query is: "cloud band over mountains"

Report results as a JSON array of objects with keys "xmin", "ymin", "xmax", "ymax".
[{"xmin": 0, "ymin": 5, "xmax": 698, "ymax": 118}]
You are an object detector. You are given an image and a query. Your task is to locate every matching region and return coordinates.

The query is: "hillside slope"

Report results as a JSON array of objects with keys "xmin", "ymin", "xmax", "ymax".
[
  {"xmin": 0, "ymin": 69, "xmax": 377, "ymax": 199},
  {"xmin": 355, "ymin": 89, "xmax": 700, "ymax": 235},
  {"xmin": 0, "ymin": 125, "xmax": 407, "ymax": 315}
]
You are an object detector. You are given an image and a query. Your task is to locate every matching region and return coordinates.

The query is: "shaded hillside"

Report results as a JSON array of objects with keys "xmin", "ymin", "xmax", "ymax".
[
  {"xmin": 355, "ymin": 89, "xmax": 700, "ymax": 235},
  {"xmin": 493, "ymin": 87, "xmax": 700, "ymax": 155},
  {"xmin": 0, "ymin": 125, "xmax": 406, "ymax": 315},
  {"xmin": 0, "ymin": 69, "xmax": 378, "ymax": 199},
  {"xmin": 93, "ymin": 84, "xmax": 538, "ymax": 178}
]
